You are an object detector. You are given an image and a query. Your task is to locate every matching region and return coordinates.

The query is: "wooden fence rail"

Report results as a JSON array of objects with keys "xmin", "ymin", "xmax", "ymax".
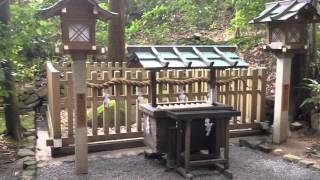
[{"xmin": 46, "ymin": 62, "xmax": 266, "ymax": 148}]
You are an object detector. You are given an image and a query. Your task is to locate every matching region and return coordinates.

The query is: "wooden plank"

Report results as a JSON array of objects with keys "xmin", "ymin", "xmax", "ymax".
[
  {"xmin": 251, "ymin": 69, "xmax": 258, "ymax": 123},
  {"xmin": 66, "ymin": 72, "xmax": 74, "ymax": 137},
  {"xmin": 51, "ymin": 138, "xmax": 145, "ymax": 157},
  {"xmin": 47, "ymin": 62, "xmax": 61, "ymax": 139},
  {"xmin": 197, "ymin": 70, "xmax": 202, "ymax": 101},
  {"xmin": 136, "ymin": 71, "xmax": 143, "ymax": 132},
  {"xmin": 150, "ymin": 70, "xmax": 157, "ymax": 107},
  {"xmin": 114, "ymin": 71, "xmax": 121, "ymax": 134},
  {"xmin": 146, "ymin": 71, "xmax": 152, "ymax": 103},
  {"xmin": 103, "ymin": 71, "xmax": 110, "ymax": 134},
  {"xmin": 246, "ymin": 68, "xmax": 252, "ymax": 122},
  {"xmin": 187, "ymin": 70, "xmax": 194, "ymax": 101},
  {"xmin": 258, "ymin": 68, "xmax": 267, "ymax": 123},
  {"xmin": 158, "ymin": 70, "xmax": 164, "ymax": 103},
  {"xmin": 91, "ymin": 71, "xmax": 98, "ymax": 135},
  {"xmin": 125, "ymin": 71, "xmax": 132, "ymax": 133},
  {"xmin": 225, "ymin": 69, "xmax": 231, "ymax": 105},
  {"xmin": 168, "ymin": 70, "xmax": 175, "ymax": 102},
  {"xmin": 47, "ymin": 131, "xmax": 144, "ymax": 146},
  {"xmin": 184, "ymin": 120, "xmax": 191, "ymax": 173},
  {"xmin": 241, "ymin": 69, "xmax": 248, "ymax": 124},
  {"xmin": 189, "ymin": 159, "xmax": 226, "ymax": 167},
  {"xmin": 233, "ymin": 69, "xmax": 239, "ymax": 124},
  {"xmin": 177, "ymin": 70, "xmax": 185, "ymax": 102},
  {"xmin": 230, "ymin": 129, "xmax": 265, "ymax": 138},
  {"xmin": 229, "ymin": 122, "xmax": 261, "ymax": 130},
  {"xmin": 216, "ymin": 70, "xmax": 221, "ymax": 102}
]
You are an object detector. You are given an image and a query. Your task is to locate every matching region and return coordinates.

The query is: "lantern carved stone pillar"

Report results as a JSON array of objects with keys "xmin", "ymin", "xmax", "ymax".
[
  {"xmin": 38, "ymin": 0, "xmax": 117, "ymax": 174},
  {"xmin": 251, "ymin": 0, "xmax": 320, "ymax": 144}
]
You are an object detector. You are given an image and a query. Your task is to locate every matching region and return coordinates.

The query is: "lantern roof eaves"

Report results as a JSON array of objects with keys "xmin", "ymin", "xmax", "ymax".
[
  {"xmin": 250, "ymin": 0, "xmax": 320, "ymax": 24},
  {"xmin": 37, "ymin": 0, "xmax": 117, "ymax": 21}
]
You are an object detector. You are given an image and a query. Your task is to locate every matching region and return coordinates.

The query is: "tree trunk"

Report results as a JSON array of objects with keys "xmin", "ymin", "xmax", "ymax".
[
  {"xmin": 0, "ymin": 0, "xmax": 10, "ymax": 23},
  {"xmin": 2, "ymin": 61, "xmax": 22, "ymax": 141},
  {"xmin": 311, "ymin": 0, "xmax": 318, "ymax": 69},
  {"xmin": 108, "ymin": 0, "xmax": 126, "ymax": 64},
  {"xmin": 0, "ymin": 0, "xmax": 22, "ymax": 141}
]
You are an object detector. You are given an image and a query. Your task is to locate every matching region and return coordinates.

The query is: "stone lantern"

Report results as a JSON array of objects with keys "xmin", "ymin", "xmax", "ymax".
[
  {"xmin": 250, "ymin": 0, "xmax": 320, "ymax": 144},
  {"xmin": 38, "ymin": 0, "xmax": 117, "ymax": 174}
]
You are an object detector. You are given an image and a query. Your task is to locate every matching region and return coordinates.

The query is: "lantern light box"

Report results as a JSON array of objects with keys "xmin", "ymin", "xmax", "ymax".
[
  {"xmin": 250, "ymin": 0, "xmax": 320, "ymax": 52},
  {"xmin": 38, "ymin": 0, "xmax": 117, "ymax": 53}
]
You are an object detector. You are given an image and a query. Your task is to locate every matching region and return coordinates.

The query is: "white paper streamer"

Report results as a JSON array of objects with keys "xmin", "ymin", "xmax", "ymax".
[
  {"xmin": 204, "ymin": 118, "xmax": 213, "ymax": 136},
  {"xmin": 178, "ymin": 85, "xmax": 186, "ymax": 102},
  {"xmin": 103, "ymin": 88, "xmax": 110, "ymax": 108}
]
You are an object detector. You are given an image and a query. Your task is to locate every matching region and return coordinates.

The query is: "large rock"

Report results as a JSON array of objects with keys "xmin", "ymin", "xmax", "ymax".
[
  {"xmin": 17, "ymin": 149, "xmax": 35, "ymax": 158},
  {"xmin": 298, "ymin": 160, "xmax": 314, "ymax": 167},
  {"xmin": 257, "ymin": 143, "xmax": 274, "ymax": 153},
  {"xmin": 290, "ymin": 121, "xmax": 303, "ymax": 131},
  {"xmin": 23, "ymin": 93, "xmax": 39, "ymax": 105},
  {"xmin": 283, "ymin": 154, "xmax": 302, "ymax": 163},
  {"xmin": 239, "ymin": 138, "xmax": 266, "ymax": 149},
  {"xmin": 35, "ymin": 86, "xmax": 47, "ymax": 98},
  {"xmin": 22, "ymin": 170, "xmax": 36, "ymax": 177}
]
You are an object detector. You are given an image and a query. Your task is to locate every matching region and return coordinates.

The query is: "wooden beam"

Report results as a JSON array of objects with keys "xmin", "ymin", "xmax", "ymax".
[
  {"xmin": 172, "ymin": 47, "xmax": 192, "ymax": 67},
  {"xmin": 192, "ymin": 47, "xmax": 214, "ymax": 67},
  {"xmin": 51, "ymin": 138, "xmax": 145, "ymax": 157},
  {"xmin": 46, "ymin": 132, "xmax": 144, "ymax": 146}
]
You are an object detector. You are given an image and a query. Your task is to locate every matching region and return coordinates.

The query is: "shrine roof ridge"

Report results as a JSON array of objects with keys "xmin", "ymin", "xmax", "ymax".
[
  {"xmin": 126, "ymin": 45, "xmax": 249, "ymax": 70},
  {"xmin": 37, "ymin": 0, "xmax": 117, "ymax": 21}
]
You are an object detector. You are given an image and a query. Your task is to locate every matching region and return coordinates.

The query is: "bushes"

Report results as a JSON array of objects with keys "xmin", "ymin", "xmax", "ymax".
[{"xmin": 87, "ymin": 100, "xmax": 127, "ymax": 127}]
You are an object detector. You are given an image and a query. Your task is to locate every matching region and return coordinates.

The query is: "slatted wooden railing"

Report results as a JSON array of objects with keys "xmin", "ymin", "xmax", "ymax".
[{"xmin": 46, "ymin": 61, "xmax": 266, "ymax": 148}]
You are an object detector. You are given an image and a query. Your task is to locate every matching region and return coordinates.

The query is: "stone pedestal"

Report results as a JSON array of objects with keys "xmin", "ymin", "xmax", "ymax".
[
  {"xmin": 72, "ymin": 59, "xmax": 88, "ymax": 174},
  {"xmin": 273, "ymin": 54, "xmax": 292, "ymax": 144}
]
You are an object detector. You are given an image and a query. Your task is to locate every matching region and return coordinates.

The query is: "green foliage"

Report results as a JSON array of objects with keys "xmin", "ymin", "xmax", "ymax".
[
  {"xmin": 127, "ymin": 5, "xmax": 171, "ymax": 44},
  {"xmin": 300, "ymin": 79, "xmax": 320, "ymax": 112},
  {"xmin": 0, "ymin": 109, "xmax": 5, "ymax": 133},
  {"xmin": 87, "ymin": 100, "xmax": 126, "ymax": 127},
  {"xmin": 226, "ymin": 35, "xmax": 263, "ymax": 50},
  {"xmin": 126, "ymin": 0, "xmax": 228, "ymax": 44},
  {"xmin": 230, "ymin": 0, "xmax": 271, "ymax": 34},
  {"xmin": 0, "ymin": 2, "xmax": 58, "ymax": 95}
]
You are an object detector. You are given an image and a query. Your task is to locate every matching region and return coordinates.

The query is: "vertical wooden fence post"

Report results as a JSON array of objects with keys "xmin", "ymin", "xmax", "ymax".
[
  {"xmin": 125, "ymin": 71, "xmax": 132, "ymax": 132},
  {"xmin": 103, "ymin": 71, "xmax": 110, "ymax": 134},
  {"xmin": 136, "ymin": 71, "xmax": 143, "ymax": 132},
  {"xmin": 66, "ymin": 72, "xmax": 73, "ymax": 137},
  {"xmin": 91, "ymin": 71, "xmax": 98, "ymax": 135},
  {"xmin": 114, "ymin": 71, "xmax": 121, "ymax": 133},
  {"xmin": 47, "ymin": 62, "xmax": 61, "ymax": 139},
  {"xmin": 251, "ymin": 69, "xmax": 258, "ymax": 123}
]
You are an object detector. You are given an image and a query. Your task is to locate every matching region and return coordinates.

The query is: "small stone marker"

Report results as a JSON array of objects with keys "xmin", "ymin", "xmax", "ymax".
[
  {"xmin": 290, "ymin": 122, "xmax": 303, "ymax": 131},
  {"xmin": 257, "ymin": 143, "xmax": 274, "ymax": 153},
  {"xmin": 298, "ymin": 160, "xmax": 314, "ymax": 167},
  {"xmin": 311, "ymin": 164, "xmax": 320, "ymax": 171},
  {"xmin": 273, "ymin": 148, "xmax": 285, "ymax": 156},
  {"xmin": 283, "ymin": 154, "xmax": 302, "ymax": 163}
]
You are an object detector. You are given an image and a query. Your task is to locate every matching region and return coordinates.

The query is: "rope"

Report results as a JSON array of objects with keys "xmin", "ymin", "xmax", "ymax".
[{"xmin": 87, "ymin": 77, "xmax": 247, "ymax": 90}]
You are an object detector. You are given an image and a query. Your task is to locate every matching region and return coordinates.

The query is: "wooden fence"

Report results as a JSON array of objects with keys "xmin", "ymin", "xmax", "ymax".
[{"xmin": 46, "ymin": 61, "xmax": 267, "ymax": 151}]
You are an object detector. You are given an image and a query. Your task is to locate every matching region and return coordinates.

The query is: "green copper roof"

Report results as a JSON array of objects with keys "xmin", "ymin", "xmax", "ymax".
[
  {"xmin": 250, "ymin": 0, "xmax": 320, "ymax": 24},
  {"xmin": 127, "ymin": 45, "xmax": 249, "ymax": 69}
]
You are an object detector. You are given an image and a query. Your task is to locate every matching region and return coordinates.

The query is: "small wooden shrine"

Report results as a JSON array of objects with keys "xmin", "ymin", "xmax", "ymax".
[
  {"xmin": 251, "ymin": 0, "xmax": 320, "ymax": 144},
  {"xmin": 127, "ymin": 45, "xmax": 249, "ymax": 179}
]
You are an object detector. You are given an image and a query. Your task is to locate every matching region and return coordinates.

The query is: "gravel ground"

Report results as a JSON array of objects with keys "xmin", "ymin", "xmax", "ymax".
[{"xmin": 37, "ymin": 144, "xmax": 320, "ymax": 180}]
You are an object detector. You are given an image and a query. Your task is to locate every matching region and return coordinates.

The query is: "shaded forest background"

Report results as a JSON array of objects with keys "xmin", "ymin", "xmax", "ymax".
[{"xmin": 0, "ymin": 0, "xmax": 319, "ymax": 96}]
